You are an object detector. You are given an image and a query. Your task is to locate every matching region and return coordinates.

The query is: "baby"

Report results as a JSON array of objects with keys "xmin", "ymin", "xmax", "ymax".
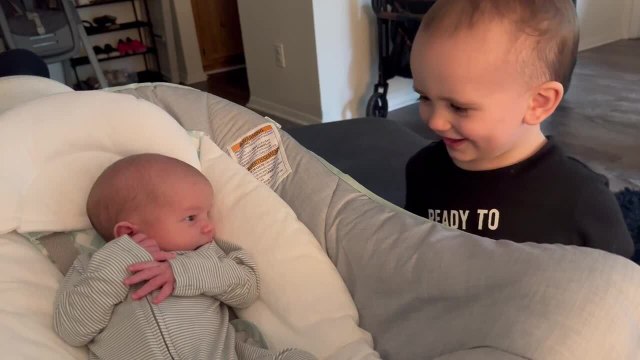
[{"xmin": 53, "ymin": 153, "xmax": 315, "ymax": 360}]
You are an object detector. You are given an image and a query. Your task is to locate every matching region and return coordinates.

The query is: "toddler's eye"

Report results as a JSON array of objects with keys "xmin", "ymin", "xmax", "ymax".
[
  {"xmin": 185, "ymin": 215, "xmax": 196, "ymax": 222},
  {"xmin": 450, "ymin": 103, "xmax": 467, "ymax": 114}
]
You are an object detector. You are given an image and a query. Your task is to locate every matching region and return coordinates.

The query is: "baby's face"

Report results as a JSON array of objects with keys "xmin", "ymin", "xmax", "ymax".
[
  {"xmin": 411, "ymin": 20, "xmax": 540, "ymax": 170},
  {"xmin": 137, "ymin": 176, "xmax": 215, "ymax": 252}
]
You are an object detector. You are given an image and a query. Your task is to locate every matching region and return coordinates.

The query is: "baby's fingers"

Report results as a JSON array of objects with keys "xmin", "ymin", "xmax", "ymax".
[
  {"xmin": 139, "ymin": 239, "xmax": 160, "ymax": 252},
  {"xmin": 152, "ymin": 282, "xmax": 174, "ymax": 304},
  {"xmin": 132, "ymin": 276, "xmax": 165, "ymax": 300},
  {"xmin": 127, "ymin": 261, "xmax": 158, "ymax": 273},
  {"xmin": 124, "ymin": 265, "xmax": 160, "ymax": 286},
  {"xmin": 152, "ymin": 251, "xmax": 176, "ymax": 262}
]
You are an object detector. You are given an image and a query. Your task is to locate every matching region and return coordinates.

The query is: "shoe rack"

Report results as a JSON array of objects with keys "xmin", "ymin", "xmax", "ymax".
[{"xmin": 71, "ymin": 0, "xmax": 163, "ymax": 88}]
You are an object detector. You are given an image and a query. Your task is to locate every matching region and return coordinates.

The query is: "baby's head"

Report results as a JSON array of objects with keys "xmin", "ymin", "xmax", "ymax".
[
  {"xmin": 87, "ymin": 154, "xmax": 215, "ymax": 251},
  {"xmin": 411, "ymin": 0, "xmax": 579, "ymax": 170}
]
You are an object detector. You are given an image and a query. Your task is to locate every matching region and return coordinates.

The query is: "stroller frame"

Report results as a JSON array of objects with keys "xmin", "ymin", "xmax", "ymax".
[
  {"xmin": 366, "ymin": 0, "xmax": 434, "ymax": 118},
  {"xmin": 366, "ymin": 0, "xmax": 578, "ymax": 118},
  {"xmin": 0, "ymin": 0, "xmax": 107, "ymax": 87}
]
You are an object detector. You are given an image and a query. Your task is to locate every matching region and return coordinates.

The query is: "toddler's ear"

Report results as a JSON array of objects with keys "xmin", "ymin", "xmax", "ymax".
[
  {"xmin": 524, "ymin": 81, "xmax": 564, "ymax": 125},
  {"xmin": 113, "ymin": 221, "xmax": 137, "ymax": 238}
]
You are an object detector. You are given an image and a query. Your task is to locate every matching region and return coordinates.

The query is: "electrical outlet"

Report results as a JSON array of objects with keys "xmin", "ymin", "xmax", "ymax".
[{"xmin": 274, "ymin": 43, "xmax": 286, "ymax": 68}]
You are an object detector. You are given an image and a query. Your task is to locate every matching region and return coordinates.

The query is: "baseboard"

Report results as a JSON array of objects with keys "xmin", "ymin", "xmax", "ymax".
[
  {"xmin": 205, "ymin": 65, "xmax": 246, "ymax": 75},
  {"xmin": 579, "ymin": 35, "xmax": 624, "ymax": 51},
  {"xmin": 246, "ymin": 97, "xmax": 321, "ymax": 125}
]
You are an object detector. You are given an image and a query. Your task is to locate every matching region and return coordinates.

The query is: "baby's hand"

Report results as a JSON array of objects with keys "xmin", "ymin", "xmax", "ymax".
[
  {"xmin": 124, "ymin": 261, "xmax": 175, "ymax": 304},
  {"xmin": 131, "ymin": 233, "xmax": 176, "ymax": 262}
]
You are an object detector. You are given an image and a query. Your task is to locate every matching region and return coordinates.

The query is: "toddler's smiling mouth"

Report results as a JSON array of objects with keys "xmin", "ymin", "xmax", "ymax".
[{"xmin": 442, "ymin": 137, "xmax": 467, "ymax": 148}]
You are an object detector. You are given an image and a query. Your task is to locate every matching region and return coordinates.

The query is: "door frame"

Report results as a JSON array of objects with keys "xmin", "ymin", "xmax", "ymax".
[{"xmin": 627, "ymin": 0, "xmax": 640, "ymax": 38}]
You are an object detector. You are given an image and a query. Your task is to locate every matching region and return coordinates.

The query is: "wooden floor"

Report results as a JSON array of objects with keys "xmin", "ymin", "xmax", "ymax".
[
  {"xmin": 189, "ymin": 68, "xmax": 250, "ymax": 107},
  {"xmin": 389, "ymin": 39, "xmax": 640, "ymax": 190},
  {"xmin": 189, "ymin": 68, "xmax": 302, "ymax": 128}
]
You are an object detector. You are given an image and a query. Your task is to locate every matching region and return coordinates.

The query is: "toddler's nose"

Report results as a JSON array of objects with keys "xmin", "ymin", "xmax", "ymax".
[{"xmin": 427, "ymin": 112, "xmax": 451, "ymax": 132}]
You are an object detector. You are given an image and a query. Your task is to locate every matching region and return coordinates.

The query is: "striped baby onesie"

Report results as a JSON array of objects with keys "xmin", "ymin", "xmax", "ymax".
[{"xmin": 53, "ymin": 235, "xmax": 315, "ymax": 360}]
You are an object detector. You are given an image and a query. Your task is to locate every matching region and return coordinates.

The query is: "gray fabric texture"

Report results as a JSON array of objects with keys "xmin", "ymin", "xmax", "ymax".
[{"xmin": 112, "ymin": 83, "xmax": 640, "ymax": 360}]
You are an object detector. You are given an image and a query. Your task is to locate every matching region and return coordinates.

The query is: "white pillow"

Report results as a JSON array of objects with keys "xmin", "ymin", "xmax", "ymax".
[
  {"xmin": 198, "ymin": 136, "xmax": 378, "ymax": 359},
  {"xmin": 0, "ymin": 89, "xmax": 378, "ymax": 359},
  {"xmin": 0, "ymin": 75, "xmax": 73, "ymax": 114},
  {"xmin": 0, "ymin": 232, "xmax": 86, "ymax": 359},
  {"xmin": 0, "ymin": 91, "xmax": 201, "ymax": 234}
]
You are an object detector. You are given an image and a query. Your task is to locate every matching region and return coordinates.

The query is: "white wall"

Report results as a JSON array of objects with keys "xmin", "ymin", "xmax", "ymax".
[
  {"xmin": 238, "ymin": 0, "xmax": 414, "ymax": 124},
  {"xmin": 240, "ymin": 0, "xmax": 640, "ymax": 124},
  {"xmin": 148, "ymin": 0, "xmax": 180, "ymax": 83},
  {"xmin": 237, "ymin": 0, "xmax": 323, "ymax": 124},
  {"xmin": 170, "ymin": 0, "xmax": 206, "ymax": 84},
  {"xmin": 312, "ymin": 0, "xmax": 418, "ymax": 121},
  {"xmin": 629, "ymin": 0, "xmax": 640, "ymax": 38},
  {"xmin": 312, "ymin": 0, "xmax": 375, "ymax": 121},
  {"xmin": 577, "ymin": 0, "xmax": 637, "ymax": 50}
]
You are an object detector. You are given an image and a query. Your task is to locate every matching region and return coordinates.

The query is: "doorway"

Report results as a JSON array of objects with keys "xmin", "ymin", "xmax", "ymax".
[
  {"xmin": 189, "ymin": 0, "xmax": 249, "ymax": 106},
  {"xmin": 190, "ymin": 0, "xmax": 245, "ymax": 73}
]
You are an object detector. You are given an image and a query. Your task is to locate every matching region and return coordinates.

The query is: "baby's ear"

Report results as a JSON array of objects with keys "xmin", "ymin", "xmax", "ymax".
[
  {"xmin": 113, "ymin": 221, "xmax": 137, "ymax": 238},
  {"xmin": 524, "ymin": 81, "xmax": 564, "ymax": 125}
]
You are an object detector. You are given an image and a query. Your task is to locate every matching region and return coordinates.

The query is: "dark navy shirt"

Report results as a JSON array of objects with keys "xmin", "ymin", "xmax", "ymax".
[{"xmin": 405, "ymin": 139, "xmax": 634, "ymax": 258}]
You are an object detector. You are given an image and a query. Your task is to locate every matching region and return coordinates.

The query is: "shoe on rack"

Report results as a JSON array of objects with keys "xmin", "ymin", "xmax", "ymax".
[
  {"xmin": 103, "ymin": 43, "xmax": 118, "ymax": 56},
  {"xmin": 103, "ymin": 70, "xmax": 115, "ymax": 86},
  {"xmin": 84, "ymin": 76, "xmax": 100, "ymax": 90},
  {"xmin": 113, "ymin": 69, "xmax": 130, "ymax": 85},
  {"xmin": 92, "ymin": 45, "xmax": 108, "ymax": 59},
  {"xmin": 93, "ymin": 15, "xmax": 117, "ymax": 30},
  {"xmin": 82, "ymin": 20, "xmax": 97, "ymax": 33},
  {"xmin": 125, "ymin": 37, "xmax": 147, "ymax": 53},
  {"xmin": 117, "ymin": 38, "xmax": 132, "ymax": 55}
]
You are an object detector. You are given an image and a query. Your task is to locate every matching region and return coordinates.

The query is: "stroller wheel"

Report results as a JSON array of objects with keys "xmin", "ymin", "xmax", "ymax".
[{"xmin": 366, "ymin": 92, "xmax": 389, "ymax": 118}]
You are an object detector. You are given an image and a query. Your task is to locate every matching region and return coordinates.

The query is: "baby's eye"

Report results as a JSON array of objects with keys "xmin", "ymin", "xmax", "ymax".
[
  {"xmin": 185, "ymin": 215, "xmax": 196, "ymax": 222},
  {"xmin": 449, "ymin": 103, "xmax": 468, "ymax": 114}
]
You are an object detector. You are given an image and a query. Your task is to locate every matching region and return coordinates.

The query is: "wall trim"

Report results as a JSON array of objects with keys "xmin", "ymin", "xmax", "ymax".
[
  {"xmin": 171, "ymin": 0, "xmax": 206, "ymax": 84},
  {"xmin": 579, "ymin": 34, "xmax": 624, "ymax": 51},
  {"xmin": 629, "ymin": 0, "xmax": 640, "ymax": 38},
  {"xmin": 247, "ymin": 96, "xmax": 322, "ymax": 125},
  {"xmin": 205, "ymin": 65, "xmax": 246, "ymax": 76}
]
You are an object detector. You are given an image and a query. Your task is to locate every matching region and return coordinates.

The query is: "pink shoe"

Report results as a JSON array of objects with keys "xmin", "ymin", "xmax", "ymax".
[
  {"xmin": 117, "ymin": 39, "xmax": 132, "ymax": 55},
  {"xmin": 126, "ymin": 37, "xmax": 147, "ymax": 53}
]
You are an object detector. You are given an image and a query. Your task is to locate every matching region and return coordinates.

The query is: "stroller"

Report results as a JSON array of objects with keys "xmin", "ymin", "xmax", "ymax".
[
  {"xmin": 366, "ymin": 0, "xmax": 435, "ymax": 118},
  {"xmin": 0, "ymin": 0, "xmax": 106, "ymax": 87}
]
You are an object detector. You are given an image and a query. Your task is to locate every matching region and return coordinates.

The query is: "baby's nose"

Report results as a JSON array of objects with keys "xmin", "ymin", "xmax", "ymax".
[{"xmin": 201, "ymin": 220, "xmax": 214, "ymax": 235}]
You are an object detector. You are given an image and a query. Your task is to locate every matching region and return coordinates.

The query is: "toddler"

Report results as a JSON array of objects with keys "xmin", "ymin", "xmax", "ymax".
[{"xmin": 405, "ymin": 0, "xmax": 633, "ymax": 257}]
